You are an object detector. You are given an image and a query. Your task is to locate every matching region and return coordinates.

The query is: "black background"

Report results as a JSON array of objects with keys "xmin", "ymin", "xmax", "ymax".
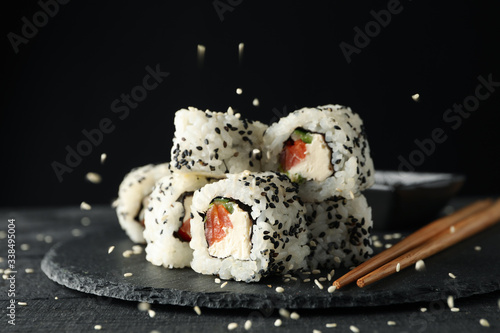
[{"xmin": 2, "ymin": 0, "xmax": 499, "ymax": 207}]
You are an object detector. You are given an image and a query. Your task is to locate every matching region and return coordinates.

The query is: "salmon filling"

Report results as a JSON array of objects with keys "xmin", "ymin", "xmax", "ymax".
[
  {"xmin": 279, "ymin": 128, "xmax": 333, "ymax": 183},
  {"xmin": 204, "ymin": 198, "xmax": 252, "ymax": 260}
]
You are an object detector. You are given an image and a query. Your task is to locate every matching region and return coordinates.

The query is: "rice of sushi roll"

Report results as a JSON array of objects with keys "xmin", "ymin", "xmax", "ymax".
[
  {"xmin": 170, "ymin": 107, "xmax": 267, "ymax": 176},
  {"xmin": 143, "ymin": 173, "xmax": 215, "ymax": 268},
  {"xmin": 189, "ymin": 171, "xmax": 310, "ymax": 282},
  {"xmin": 115, "ymin": 163, "xmax": 171, "ymax": 243},
  {"xmin": 263, "ymin": 104, "xmax": 375, "ymax": 202},
  {"xmin": 305, "ymin": 195, "xmax": 373, "ymax": 270}
]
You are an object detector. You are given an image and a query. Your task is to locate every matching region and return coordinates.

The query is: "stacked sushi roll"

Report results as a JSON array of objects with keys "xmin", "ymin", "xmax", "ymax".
[
  {"xmin": 189, "ymin": 171, "xmax": 310, "ymax": 282},
  {"xmin": 263, "ymin": 104, "xmax": 374, "ymax": 269},
  {"xmin": 114, "ymin": 103, "xmax": 375, "ymax": 281}
]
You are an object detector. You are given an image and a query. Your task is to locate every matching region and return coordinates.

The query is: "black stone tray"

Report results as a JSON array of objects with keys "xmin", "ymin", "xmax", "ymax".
[{"xmin": 41, "ymin": 223, "xmax": 500, "ymax": 309}]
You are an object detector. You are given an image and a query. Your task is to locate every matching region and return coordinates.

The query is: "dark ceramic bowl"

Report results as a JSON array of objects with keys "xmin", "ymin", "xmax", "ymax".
[{"xmin": 364, "ymin": 171, "xmax": 465, "ymax": 231}]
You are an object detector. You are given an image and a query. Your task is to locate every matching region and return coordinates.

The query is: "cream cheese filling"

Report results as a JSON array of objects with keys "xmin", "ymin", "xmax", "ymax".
[{"xmin": 287, "ymin": 133, "xmax": 333, "ymax": 182}]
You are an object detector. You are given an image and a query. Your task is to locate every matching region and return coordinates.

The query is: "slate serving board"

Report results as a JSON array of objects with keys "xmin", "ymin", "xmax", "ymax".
[{"xmin": 41, "ymin": 222, "xmax": 500, "ymax": 309}]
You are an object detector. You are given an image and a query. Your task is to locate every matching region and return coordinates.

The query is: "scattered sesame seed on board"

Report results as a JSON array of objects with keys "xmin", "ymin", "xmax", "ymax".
[
  {"xmin": 274, "ymin": 319, "xmax": 282, "ymax": 327},
  {"xmin": 138, "ymin": 302, "xmax": 150, "ymax": 312},
  {"xmin": 132, "ymin": 245, "xmax": 143, "ymax": 254},
  {"xmin": 86, "ymin": 172, "xmax": 102, "ymax": 184},
  {"xmin": 54, "ymin": 296, "xmax": 58, "ymax": 300},
  {"xmin": 327, "ymin": 285, "xmax": 337, "ymax": 293},
  {"xmin": 303, "ymin": 278, "xmax": 311, "ymax": 283},
  {"xmin": 108, "ymin": 246, "xmax": 115, "ymax": 254},
  {"xmin": 350, "ymin": 325, "xmax": 360, "ymax": 333},
  {"xmin": 36, "ymin": 233, "xmax": 45, "ymax": 241},
  {"xmin": 71, "ymin": 229, "xmax": 83, "ymax": 237},
  {"xmin": 228, "ymin": 322, "xmax": 238, "ymax": 330},
  {"xmin": 475, "ymin": 246, "xmax": 482, "ymax": 251},
  {"xmin": 44, "ymin": 235, "xmax": 53, "ymax": 243},
  {"xmin": 148, "ymin": 309, "xmax": 156, "ymax": 318},
  {"xmin": 290, "ymin": 312, "xmax": 300, "ymax": 320},
  {"xmin": 420, "ymin": 307, "xmax": 427, "ymax": 312},
  {"xmin": 449, "ymin": 273, "xmax": 457, "ymax": 279},
  {"xmin": 479, "ymin": 318, "xmax": 490, "ymax": 327},
  {"xmin": 451, "ymin": 307, "xmax": 460, "ymax": 312},
  {"xmin": 387, "ymin": 321, "xmax": 396, "ymax": 326},
  {"xmin": 20, "ymin": 244, "xmax": 30, "ymax": 251},
  {"xmin": 124, "ymin": 272, "xmax": 133, "ymax": 277},
  {"xmin": 194, "ymin": 306, "xmax": 201, "ymax": 315},
  {"xmin": 94, "ymin": 324, "xmax": 102, "ymax": 330},
  {"xmin": 396, "ymin": 263, "xmax": 401, "ymax": 272},
  {"xmin": 244, "ymin": 320, "xmax": 252, "ymax": 330},
  {"xmin": 18, "ymin": 302, "xmax": 27, "ymax": 306},
  {"xmin": 383, "ymin": 234, "xmax": 393, "ymax": 240},
  {"xmin": 447, "ymin": 296, "xmax": 454, "ymax": 309},
  {"xmin": 290, "ymin": 277, "xmax": 297, "ymax": 281},
  {"xmin": 318, "ymin": 277, "xmax": 327, "ymax": 282},
  {"xmin": 312, "ymin": 269, "xmax": 321, "ymax": 275},
  {"xmin": 284, "ymin": 278, "xmax": 290, "ymax": 283},
  {"xmin": 80, "ymin": 201, "xmax": 92, "ymax": 210},
  {"xmin": 215, "ymin": 278, "xmax": 221, "ymax": 284},
  {"xmin": 334, "ymin": 256, "xmax": 341, "ymax": 264},
  {"xmin": 374, "ymin": 240, "xmax": 383, "ymax": 248},
  {"xmin": 313, "ymin": 329, "xmax": 322, "ymax": 333},
  {"xmin": 279, "ymin": 308, "xmax": 290, "ymax": 318},
  {"xmin": 81, "ymin": 217, "xmax": 91, "ymax": 226},
  {"xmin": 303, "ymin": 271, "xmax": 311, "ymax": 275},
  {"xmin": 325, "ymin": 323, "xmax": 337, "ymax": 328},
  {"xmin": 327, "ymin": 274, "xmax": 332, "ymax": 281},
  {"xmin": 314, "ymin": 279, "xmax": 324, "ymax": 290},
  {"xmin": 100, "ymin": 153, "xmax": 107, "ymax": 164},
  {"xmin": 25, "ymin": 268, "xmax": 34, "ymax": 274},
  {"xmin": 385, "ymin": 243, "xmax": 393, "ymax": 249},
  {"xmin": 276, "ymin": 286, "xmax": 285, "ymax": 293},
  {"xmin": 0, "ymin": 231, "xmax": 6, "ymax": 239},
  {"xmin": 415, "ymin": 260, "xmax": 426, "ymax": 271},
  {"xmin": 220, "ymin": 282, "xmax": 228, "ymax": 289},
  {"xmin": 123, "ymin": 250, "xmax": 133, "ymax": 258},
  {"xmin": 392, "ymin": 233, "xmax": 402, "ymax": 239}
]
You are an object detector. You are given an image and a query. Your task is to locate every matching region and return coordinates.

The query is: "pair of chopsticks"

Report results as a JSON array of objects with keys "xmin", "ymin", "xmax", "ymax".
[{"xmin": 333, "ymin": 198, "xmax": 500, "ymax": 289}]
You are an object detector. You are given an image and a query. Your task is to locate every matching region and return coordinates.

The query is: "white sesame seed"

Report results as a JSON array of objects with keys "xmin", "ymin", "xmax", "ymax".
[
  {"xmin": 314, "ymin": 279, "xmax": 324, "ymax": 290},
  {"xmin": 20, "ymin": 243, "xmax": 30, "ymax": 251},
  {"xmin": 100, "ymin": 153, "xmax": 107, "ymax": 164},
  {"xmin": 236, "ymin": 88, "xmax": 243, "ymax": 95},
  {"xmin": 132, "ymin": 245, "xmax": 143, "ymax": 254},
  {"xmin": 244, "ymin": 320, "xmax": 252, "ymax": 330},
  {"xmin": 449, "ymin": 273, "xmax": 456, "ymax": 279},
  {"xmin": 349, "ymin": 191, "xmax": 355, "ymax": 200},
  {"xmin": 326, "ymin": 323, "xmax": 337, "ymax": 328},
  {"xmin": 148, "ymin": 309, "xmax": 156, "ymax": 318},
  {"xmin": 327, "ymin": 274, "xmax": 332, "ymax": 281},
  {"xmin": 451, "ymin": 307, "xmax": 460, "ymax": 312},
  {"xmin": 328, "ymin": 285, "xmax": 337, "ymax": 293},
  {"xmin": 383, "ymin": 234, "xmax": 393, "ymax": 240},
  {"xmin": 220, "ymin": 282, "xmax": 228, "ymax": 288},
  {"xmin": 138, "ymin": 302, "xmax": 150, "ymax": 312},
  {"xmin": 36, "ymin": 233, "xmax": 45, "ymax": 241},
  {"xmin": 415, "ymin": 259, "xmax": 426, "ymax": 271},
  {"xmin": 274, "ymin": 319, "xmax": 282, "ymax": 327},
  {"xmin": 303, "ymin": 271, "xmax": 311, "ymax": 275},
  {"xmin": 124, "ymin": 273, "xmax": 133, "ymax": 277},
  {"xmin": 0, "ymin": 269, "xmax": 3, "ymax": 274},
  {"xmin": 284, "ymin": 278, "xmax": 290, "ymax": 283},
  {"xmin": 194, "ymin": 306, "xmax": 201, "ymax": 315},
  {"xmin": 411, "ymin": 93, "xmax": 420, "ymax": 102},
  {"xmin": 252, "ymin": 98, "xmax": 260, "ymax": 107},
  {"xmin": 81, "ymin": 217, "xmax": 91, "ymax": 226},
  {"xmin": 447, "ymin": 296, "xmax": 454, "ymax": 309},
  {"xmin": 420, "ymin": 307, "xmax": 427, "ymax": 312},
  {"xmin": 197, "ymin": 44, "xmax": 206, "ymax": 65},
  {"xmin": 18, "ymin": 302, "xmax": 27, "ymax": 306},
  {"xmin": 25, "ymin": 268, "xmax": 34, "ymax": 274},
  {"xmin": 108, "ymin": 246, "xmax": 115, "ymax": 254},
  {"xmin": 387, "ymin": 321, "xmax": 396, "ymax": 326},
  {"xmin": 310, "ymin": 240, "xmax": 317, "ymax": 247},
  {"xmin": 290, "ymin": 312, "xmax": 300, "ymax": 320},
  {"xmin": 392, "ymin": 233, "xmax": 402, "ymax": 239},
  {"xmin": 329, "ymin": 269, "xmax": 335, "ymax": 277},
  {"xmin": 319, "ymin": 277, "xmax": 327, "ymax": 282},
  {"xmin": 94, "ymin": 324, "xmax": 102, "ymax": 330},
  {"xmin": 0, "ymin": 231, "xmax": 6, "ymax": 239},
  {"xmin": 123, "ymin": 250, "xmax": 133, "ymax": 258},
  {"xmin": 44, "ymin": 235, "xmax": 53, "ymax": 243},
  {"xmin": 80, "ymin": 201, "xmax": 92, "ymax": 210},
  {"xmin": 371, "ymin": 235, "xmax": 379, "ymax": 241},
  {"xmin": 396, "ymin": 263, "xmax": 401, "ymax": 272},
  {"xmin": 374, "ymin": 240, "xmax": 383, "ymax": 248},
  {"xmin": 86, "ymin": 172, "xmax": 102, "ymax": 184},
  {"xmin": 276, "ymin": 286, "xmax": 285, "ymax": 293},
  {"xmin": 215, "ymin": 278, "xmax": 221, "ymax": 284},
  {"xmin": 290, "ymin": 277, "xmax": 297, "ymax": 281},
  {"xmin": 54, "ymin": 296, "xmax": 58, "ymax": 300},
  {"xmin": 313, "ymin": 330, "xmax": 322, "ymax": 333},
  {"xmin": 334, "ymin": 256, "xmax": 341, "ymax": 264},
  {"xmin": 279, "ymin": 308, "xmax": 290, "ymax": 318},
  {"xmin": 350, "ymin": 325, "xmax": 360, "ymax": 333},
  {"xmin": 71, "ymin": 229, "xmax": 83, "ymax": 237},
  {"xmin": 2, "ymin": 274, "xmax": 8, "ymax": 280},
  {"xmin": 227, "ymin": 106, "xmax": 234, "ymax": 115},
  {"xmin": 228, "ymin": 322, "xmax": 238, "ymax": 330},
  {"xmin": 479, "ymin": 318, "xmax": 490, "ymax": 327},
  {"xmin": 303, "ymin": 278, "xmax": 311, "ymax": 283},
  {"xmin": 312, "ymin": 269, "xmax": 321, "ymax": 275},
  {"xmin": 475, "ymin": 246, "xmax": 482, "ymax": 251},
  {"xmin": 450, "ymin": 226, "xmax": 456, "ymax": 233},
  {"xmin": 385, "ymin": 243, "xmax": 393, "ymax": 249}
]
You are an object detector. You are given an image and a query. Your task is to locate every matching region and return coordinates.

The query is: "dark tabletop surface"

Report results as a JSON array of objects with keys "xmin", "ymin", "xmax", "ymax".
[{"xmin": 1, "ymin": 197, "xmax": 499, "ymax": 333}]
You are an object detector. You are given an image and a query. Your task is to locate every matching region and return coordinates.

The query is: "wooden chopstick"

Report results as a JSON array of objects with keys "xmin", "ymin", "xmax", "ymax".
[
  {"xmin": 357, "ymin": 198, "xmax": 500, "ymax": 287},
  {"xmin": 333, "ymin": 199, "xmax": 493, "ymax": 289}
]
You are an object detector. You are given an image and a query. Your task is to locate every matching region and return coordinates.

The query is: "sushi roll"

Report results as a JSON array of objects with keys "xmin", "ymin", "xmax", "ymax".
[
  {"xmin": 189, "ymin": 171, "xmax": 310, "ymax": 282},
  {"xmin": 305, "ymin": 195, "xmax": 373, "ymax": 270},
  {"xmin": 115, "ymin": 163, "xmax": 171, "ymax": 243},
  {"xmin": 143, "ymin": 172, "xmax": 215, "ymax": 269},
  {"xmin": 170, "ymin": 107, "xmax": 268, "ymax": 176},
  {"xmin": 263, "ymin": 104, "xmax": 375, "ymax": 201}
]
